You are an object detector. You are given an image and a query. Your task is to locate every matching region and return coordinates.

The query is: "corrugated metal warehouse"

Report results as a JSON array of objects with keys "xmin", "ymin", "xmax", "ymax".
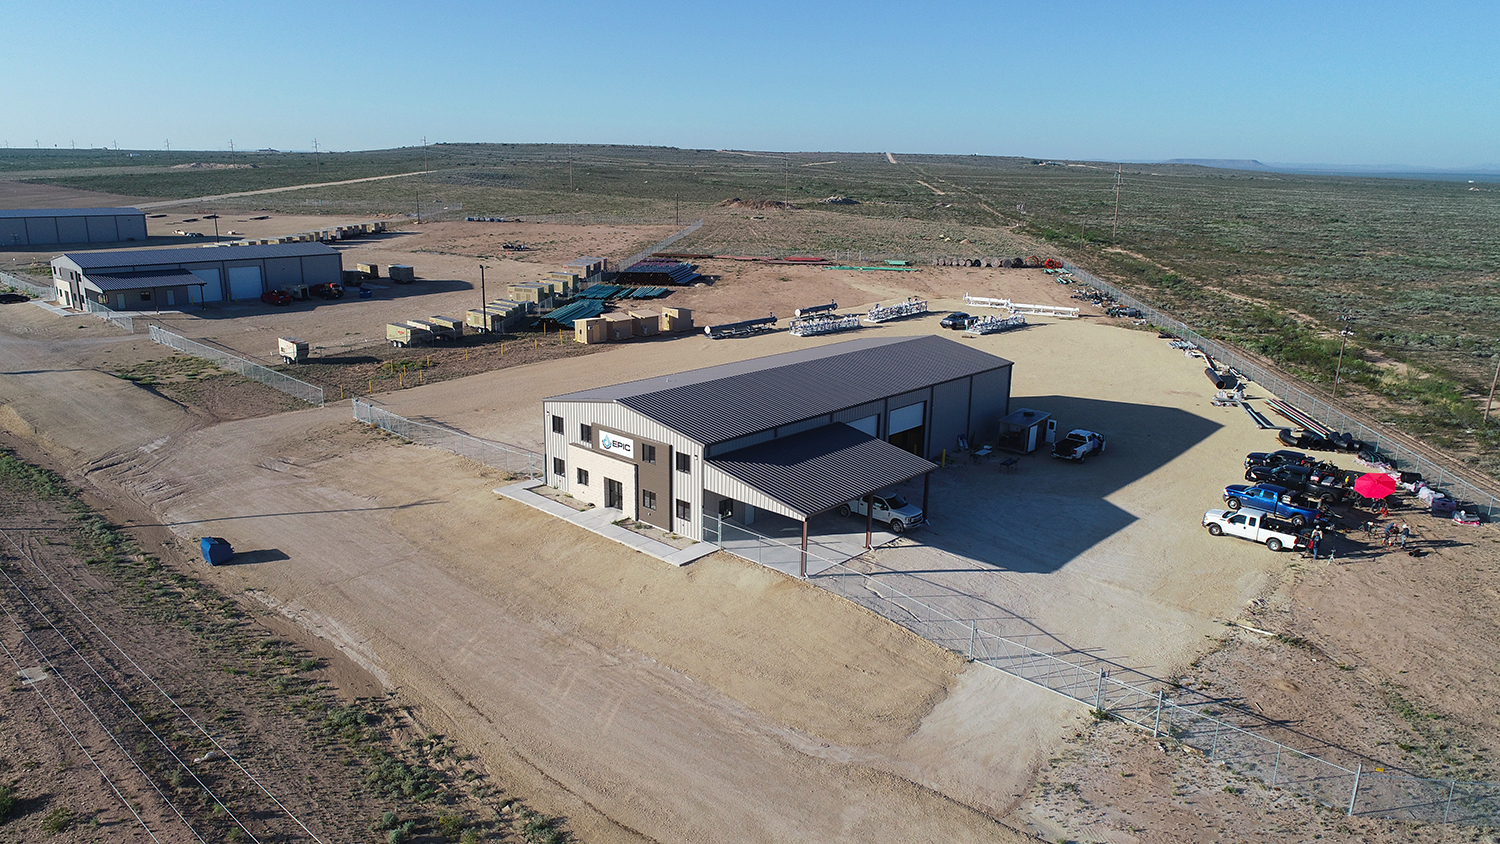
[
  {"xmin": 0, "ymin": 208, "xmax": 147, "ymax": 247},
  {"xmin": 543, "ymin": 335, "xmax": 1013, "ymax": 548},
  {"xmin": 50, "ymin": 242, "xmax": 342, "ymax": 310}
]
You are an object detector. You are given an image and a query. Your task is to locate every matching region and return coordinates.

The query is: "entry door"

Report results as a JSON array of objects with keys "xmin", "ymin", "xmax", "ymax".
[{"xmin": 605, "ymin": 478, "xmax": 624, "ymax": 510}]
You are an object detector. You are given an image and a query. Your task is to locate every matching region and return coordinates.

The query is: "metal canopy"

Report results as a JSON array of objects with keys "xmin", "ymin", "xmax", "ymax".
[
  {"xmin": 83, "ymin": 268, "xmax": 207, "ymax": 292},
  {"xmin": 708, "ymin": 423, "xmax": 937, "ymax": 519}
]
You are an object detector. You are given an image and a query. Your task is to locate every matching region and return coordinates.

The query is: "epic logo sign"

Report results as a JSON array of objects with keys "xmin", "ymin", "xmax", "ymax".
[{"xmin": 600, "ymin": 432, "xmax": 634, "ymax": 459}]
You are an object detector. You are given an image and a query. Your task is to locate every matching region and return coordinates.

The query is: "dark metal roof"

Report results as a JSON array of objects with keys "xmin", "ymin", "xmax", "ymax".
[
  {"xmin": 0, "ymin": 207, "xmax": 144, "ymax": 219},
  {"xmin": 83, "ymin": 269, "xmax": 206, "ymax": 292},
  {"xmin": 61, "ymin": 241, "xmax": 339, "ymax": 269},
  {"xmin": 709, "ymin": 423, "xmax": 936, "ymax": 517},
  {"xmin": 550, "ymin": 335, "xmax": 1011, "ymax": 445}
]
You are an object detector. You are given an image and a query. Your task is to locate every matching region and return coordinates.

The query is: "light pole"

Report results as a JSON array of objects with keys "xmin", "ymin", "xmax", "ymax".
[{"xmin": 1332, "ymin": 313, "xmax": 1355, "ymax": 398}]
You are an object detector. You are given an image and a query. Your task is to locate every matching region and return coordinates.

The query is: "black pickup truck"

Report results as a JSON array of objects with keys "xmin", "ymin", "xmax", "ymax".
[{"xmin": 1244, "ymin": 461, "xmax": 1355, "ymax": 505}]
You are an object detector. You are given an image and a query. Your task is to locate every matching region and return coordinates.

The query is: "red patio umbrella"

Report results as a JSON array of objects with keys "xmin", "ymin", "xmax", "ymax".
[{"xmin": 1353, "ymin": 472, "xmax": 1398, "ymax": 500}]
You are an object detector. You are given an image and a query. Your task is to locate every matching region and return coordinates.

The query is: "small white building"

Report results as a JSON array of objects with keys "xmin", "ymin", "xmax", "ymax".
[{"xmin": 51, "ymin": 242, "xmax": 342, "ymax": 310}]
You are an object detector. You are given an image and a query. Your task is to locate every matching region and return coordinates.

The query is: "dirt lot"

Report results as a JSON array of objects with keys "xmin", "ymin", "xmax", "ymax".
[{"xmin": 3, "ymin": 219, "xmax": 1500, "ymax": 843}]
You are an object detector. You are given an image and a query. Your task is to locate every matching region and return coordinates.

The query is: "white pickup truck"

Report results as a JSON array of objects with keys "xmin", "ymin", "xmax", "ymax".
[
  {"xmin": 1202, "ymin": 507, "xmax": 1307, "ymax": 552},
  {"xmin": 838, "ymin": 491, "xmax": 925, "ymax": 534}
]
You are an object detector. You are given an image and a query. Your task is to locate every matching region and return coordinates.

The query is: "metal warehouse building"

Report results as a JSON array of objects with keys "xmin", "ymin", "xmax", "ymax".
[
  {"xmin": 1, "ymin": 207, "xmax": 147, "ymax": 247},
  {"xmin": 50, "ymin": 242, "xmax": 342, "ymax": 310},
  {"xmin": 543, "ymin": 335, "xmax": 1014, "ymax": 557}
]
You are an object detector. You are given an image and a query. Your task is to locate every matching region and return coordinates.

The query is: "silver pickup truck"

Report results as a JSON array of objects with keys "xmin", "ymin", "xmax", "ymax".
[{"xmin": 1202, "ymin": 507, "xmax": 1308, "ymax": 552}]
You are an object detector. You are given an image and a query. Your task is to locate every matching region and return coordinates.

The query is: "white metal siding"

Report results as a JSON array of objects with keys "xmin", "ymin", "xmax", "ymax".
[
  {"xmin": 971, "ymin": 367, "xmax": 1012, "ymax": 440},
  {"xmin": 832, "ymin": 400, "xmax": 886, "ymax": 426},
  {"xmin": 703, "ymin": 463, "xmax": 804, "ymax": 520},
  {"xmin": 301, "ymin": 254, "xmax": 342, "ymax": 286},
  {"xmin": 846, "ymin": 415, "xmax": 879, "ymax": 437},
  {"xmin": 0, "ymin": 218, "xmax": 26, "ymax": 246},
  {"xmin": 25, "ymin": 217, "xmax": 59, "ymax": 245},
  {"xmin": 930, "ymin": 378, "xmax": 973, "ymax": 456},
  {"xmin": 265, "ymin": 257, "xmax": 301, "ymax": 288},
  {"xmin": 188, "ymin": 267, "xmax": 223, "ymax": 302},
  {"xmin": 774, "ymin": 415, "xmax": 831, "ymax": 438},
  {"xmin": 117, "ymin": 215, "xmax": 147, "ymax": 241},
  {"xmin": 85, "ymin": 215, "xmax": 120, "ymax": 242},
  {"xmin": 56, "ymin": 216, "xmax": 88, "ymax": 243}
]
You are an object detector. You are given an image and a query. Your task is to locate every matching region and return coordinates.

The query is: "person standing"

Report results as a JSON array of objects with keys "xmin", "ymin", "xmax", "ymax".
[
  {"xmin": 1399, "ymin": 523, "xmax": 1411, "ymax": 549},
  {"xmin": 1309, "ymin": 527, "xmax": 1323, "ymax": 559}
]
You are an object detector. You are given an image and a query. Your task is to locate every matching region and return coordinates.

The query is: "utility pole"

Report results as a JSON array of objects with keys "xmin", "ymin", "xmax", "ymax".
[
  {"xmin": 313, "ymin": 138, "xmax": 320, "ymax": 169},
  {"xmin": 229, "ymin": 139, "xmax": 235, "ymax": 157},
  {"xmin": 784, "ymin": 156, "xmax": 790, "ymax": 205},
  {"xmin": 1112, "ymin": 164, "xmax": 1122, "ymax": 243},
  {"xmin": 479, "ymin": 263, "xmax": 488, "ymax": 314},
  {"xmin": 569, "ymin": 158, "xmax": 574, "ymax": 190},
  {"xmin": 1485, "ymin": 352, "xmax": 1500, "ymax": 429},
  {"xmin": 1333, "ymin": 313, "xmax": 1356, "ymax": 398},
  {"xmin": 675, "ymin": 193, "xmax": 680, "ymax": 226}
]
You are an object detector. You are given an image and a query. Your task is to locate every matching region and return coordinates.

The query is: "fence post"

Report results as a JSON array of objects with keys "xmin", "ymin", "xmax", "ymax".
[
  {"xmin": 1094, "ymin": 670, "xmax": 1105, "ymax": 711},
  {"xmin": 1152, "ymin": 690, "xmax": 1163, "ymax": 737},
  {"xmin": 1348, "ymin": 762, "xmax": 1362, "ymax": 816},
  {"xmin": 967, "ymin": 621, "xmax": 976, "ymax": 660},
  {"xmin": 1444, "ymin": 779, "xmax": 1455, "ymax": 823},
  {"xmin": 1210, "ymin": 719, "xmax": 1220, "ymax": 758},
  {"xmin": 1272, "ymin": 745, "xmax": 1281, "ymax": 787}
]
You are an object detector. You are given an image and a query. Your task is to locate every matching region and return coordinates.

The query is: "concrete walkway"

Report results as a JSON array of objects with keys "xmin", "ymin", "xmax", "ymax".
[{"xmin": 495, "ymin": 480, "xmax": 718, "ymax": 567}]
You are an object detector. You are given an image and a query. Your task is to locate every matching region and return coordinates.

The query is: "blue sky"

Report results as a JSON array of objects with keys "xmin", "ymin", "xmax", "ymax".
[{"xmin": 8, "ymin": 0, "xmax": 1497, "ymax": 168}]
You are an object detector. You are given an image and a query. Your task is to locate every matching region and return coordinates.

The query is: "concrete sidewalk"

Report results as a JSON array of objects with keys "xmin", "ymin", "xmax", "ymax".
[{"xmin": 495, "ymin": 480, "xmax": 717, "ymax": 567}]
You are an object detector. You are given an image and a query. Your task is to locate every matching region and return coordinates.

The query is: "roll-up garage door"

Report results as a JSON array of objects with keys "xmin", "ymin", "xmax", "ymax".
[
  {"xmin": 189, "ymin": 268, "xmax": 222, "ymax": 302},
  {"xmin": 846, "ymin": 415, "xmax": 879, "ymax": 437},
  {"xmin": 228, "ymin": 266, "xmax": 263, "ymax": 300},
  {"xmin": 888, "ymin": 402, "xmax": 925, "ymax": 435}
]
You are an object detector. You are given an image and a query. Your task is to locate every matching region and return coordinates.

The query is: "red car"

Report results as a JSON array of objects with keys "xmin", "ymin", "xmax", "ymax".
[{"xmin": 261, "ymin": 289, "xmax": 293, "ymax": 306}]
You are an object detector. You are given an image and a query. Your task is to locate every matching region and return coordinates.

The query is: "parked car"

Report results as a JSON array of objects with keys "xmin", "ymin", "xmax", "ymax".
[
  {"xmin": 260, "ymin": 289, "xmax": 292, "ymax": 306},
  {"xmin": 837, "ymin": 491, "xmax": 924, "ymax": 534},
  {"xmin": 1244, "ymin": 463, "xmax": 1313, "ymax": 487},
  {"xmin": 1051, "ymin": 429, "xmax": 1106, "ymax": 462},
  {"xmin": 311, "ymin": 281, "xmax": 345, "ymax": 299},
  {"xmin": 1222, "ymin": 483, "xmax": 1324, "ymax": 528},
  {"xmin": 1244, "ymin": 450, "xmax": 1312, "ymax": 470},
  {"xmin": 1202, "ymin": 507, "xmax": 1308, "ymax": 552},
  {"xmin": 940, "ymin": 312, "xmax": 973, "ymax": 330}
]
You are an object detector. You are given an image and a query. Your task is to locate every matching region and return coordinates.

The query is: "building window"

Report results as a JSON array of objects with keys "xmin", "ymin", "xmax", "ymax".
[
  {"xmin": 641, "ymin": 444, "xmax": 656, "ymax": 464},
  {"xmin": 676, "ymin": 499, "xmax": 691, "ymax": 520},
  {"xmin": 552, "ymin": 457, "xmax": 565, "ymax": 476},
  {"xmin": 642, "ymin": 490, "xmax": 657, "ymax": 510},
  {"xmin": 577, "ymin": 468, "xmax": 590, "ymax": 486},
  {"xmin": 551, "ymin": 415, "xmax": 564, "ymax": 434},
  {"xmin": 580, "ymin": 423, "xmax": 592, "ymax": 444},
  {"xmin": 140, "ymin": 291, "xmax": 151, "ymax": 301},
  {"xmin": 676, "ymin": 452, "xmax": 691, "ymax": 473}
]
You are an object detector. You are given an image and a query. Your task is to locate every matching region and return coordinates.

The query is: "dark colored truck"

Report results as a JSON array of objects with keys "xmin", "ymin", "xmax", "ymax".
[{"xmin": 1222, "ymin": 483, "xmax": 1324, "ymax": 528}]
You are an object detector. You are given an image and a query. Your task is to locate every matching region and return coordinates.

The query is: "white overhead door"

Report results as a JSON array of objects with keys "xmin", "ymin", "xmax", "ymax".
[
  {"xmin": 228, "ymin": 266, "xmax": 263, "ymax": 300},
  {"xmin": 888, "ymin": 402, "xmax": 925, "ymax": 435},
  {"xmin": 846, "ymin": 415, "xmax": 879, "ymax": 437},
  {"xmin": 189, "ymin": 268, "xmax": 222, "ymax": 302}
]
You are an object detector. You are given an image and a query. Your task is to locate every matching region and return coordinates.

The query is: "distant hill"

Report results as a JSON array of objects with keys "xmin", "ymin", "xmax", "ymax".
[{"xmin": 1162, "ymin": 159, "xmax": 1271, "ymax": 171}]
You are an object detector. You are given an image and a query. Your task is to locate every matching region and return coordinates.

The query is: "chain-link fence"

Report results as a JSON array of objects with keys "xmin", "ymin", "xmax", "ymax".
[
  {"xmin": 83, "ymin": 298, "xmax": 135, "ymax": 332},
  {"xmin": 813, "ymin": 558, "xmax": 1500, "ymax": 824},
  {"xmin": 0, "ymin": 270, "xmax": 55, "ymax": 301},
  {"xmin": 351, "ymin": 398, "xmax": 541, "ymax": 478},
  {"xmin": 618, "ymin": 219, "xmax": 704, "ymax": 270},
  {"xmin": 1062, "ymin": 261, "xmax": 1500, "ymax": 516},
  {"xmin": 148, "ymin": 325, "xmax": 323, "ymax": 406}
]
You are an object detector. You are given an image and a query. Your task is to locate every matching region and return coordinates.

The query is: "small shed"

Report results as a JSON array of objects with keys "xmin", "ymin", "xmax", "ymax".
[
  {"xmin": 660, "ymin": 306, "xmax": 694, "ymax": 333},
  {"xmin": 626, "ymin": 309, "xmax": 661, "ymax": 336},
  {"xmin": 601, "ymin": 312, "xmax": 639, "ymax": 341},
  {"xmin": 575, "ymin": 316, "xmax": 608, "ymax": 344},
  {"xmin": 388, "ymin": 264, "xmax": 416, "ymax": 283},
  {"xmin": 996, "ymin": 408, "xmax": 1053, "ymax": 454}
]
